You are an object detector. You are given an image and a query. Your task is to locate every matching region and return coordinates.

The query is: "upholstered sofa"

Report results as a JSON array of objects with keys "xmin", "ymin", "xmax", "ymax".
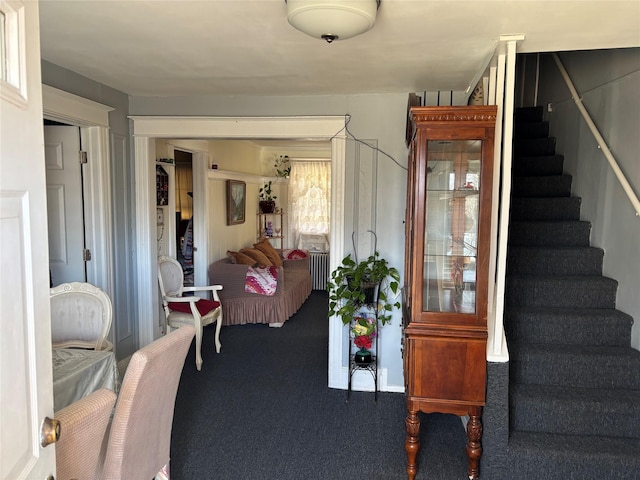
[{"xmin": 208, "ymin": 246, "xmax": 312, "ymax": 327}]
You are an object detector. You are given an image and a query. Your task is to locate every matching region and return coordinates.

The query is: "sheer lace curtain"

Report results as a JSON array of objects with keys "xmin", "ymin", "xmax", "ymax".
[{"xmin": 287, "ymin": 161, "xmax": 331, "ymax": 252}]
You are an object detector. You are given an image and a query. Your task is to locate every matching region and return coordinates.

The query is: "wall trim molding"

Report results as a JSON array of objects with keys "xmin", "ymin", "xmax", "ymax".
[{"xmin": 42, "ymin": 84, "xmax": 113, "ymax": 126}]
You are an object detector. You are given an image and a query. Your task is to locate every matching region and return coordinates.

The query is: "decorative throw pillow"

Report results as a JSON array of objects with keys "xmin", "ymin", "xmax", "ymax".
[
  {"xmin": 282, "ymin": 248, "xmax": 308, "ymax": 260},
  {"xmin": 254, "ymin": 238, "xmax": 283, "ymax": 267},
  {"xmin": 227, "ymin": 250, "xmax": 257, "ymax": 266},
  {"xmin": 239, "ymin": 248, "xmax": 272, "ymax": 266}
]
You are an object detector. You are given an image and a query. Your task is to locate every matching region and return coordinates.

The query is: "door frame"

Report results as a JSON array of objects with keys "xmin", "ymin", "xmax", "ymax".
[
  {"xmin": 42, "ymin": 85, "xmax": 115, "ymax": 315},
  {"xmin": 131, "ymin": 115, "xmax": 347, "ymax": 388},
  {"xmin": 166, "ymin": 141, "xmax": 210, "ymax": 288}
]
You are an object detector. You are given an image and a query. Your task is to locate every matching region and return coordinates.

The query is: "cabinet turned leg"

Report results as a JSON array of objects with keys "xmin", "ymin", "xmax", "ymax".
[
  {"xmin": 405, "ymin": 410, "xmax": 420, "ymax": 480},
  {"xmin": 466, "ymin": 406, "xmax": 483, "ymax": 480}
]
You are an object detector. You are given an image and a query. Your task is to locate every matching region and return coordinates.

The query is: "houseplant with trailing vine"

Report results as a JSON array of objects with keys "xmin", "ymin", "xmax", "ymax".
[{"xmin": 327, "ymin": 250, "xmax": 401, "ymax": 327}]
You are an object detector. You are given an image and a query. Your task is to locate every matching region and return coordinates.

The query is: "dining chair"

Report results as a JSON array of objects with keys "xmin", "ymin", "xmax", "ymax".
[
  {"xmin": 55, "ymin": 324, "xmax": 196, "ymax": 480},
  {"xmin": 50, "ymin": 282, "xmax": 113, "ymax": 351},
  {"xmin": 157, "ymin": 255, "xmax": 223, "ymax": 371}
]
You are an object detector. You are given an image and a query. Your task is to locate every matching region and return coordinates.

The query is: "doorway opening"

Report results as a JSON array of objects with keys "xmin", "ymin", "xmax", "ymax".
[
  {"xmin": 44, "ymin": 121, "xmax": 88, "ymax": 286},
  {"xmin": 175, "ymin": 149, "xmax": 194, "ymax": 286},
  {"xmin": 131, "ymin": 115, "xmax": 347, "ymax": 388}
]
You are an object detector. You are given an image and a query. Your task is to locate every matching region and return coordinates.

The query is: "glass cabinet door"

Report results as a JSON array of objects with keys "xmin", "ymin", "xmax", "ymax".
[{"xmin": 422, "ymin": 139, "xmax": 481, "ymax": 314}]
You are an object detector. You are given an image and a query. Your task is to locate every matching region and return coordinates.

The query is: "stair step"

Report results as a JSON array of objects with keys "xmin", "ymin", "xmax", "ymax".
[
  {"xmin": 512, "ymin": 175, "xmax": 572, "ymax": 197},
  {"xmin": 504, "ymin": 307, "xmax": 633, "ymax": 346},
  {"xmin": 507, "ymin": 431, "xmax": 640, "ymax": 480},
  {"xmin": 509, "ymin": 343, "xmax": 640, "ymax": 389},
  {"xmin": 514, "ymin": 120, "xmax": 549, "ymax": 139},
  {"xmin": 510, "ymin": 197, "xmax": 581, "ymax": 220},
  {"xmin": 507, "ymin": 246, "xmax": 603, "ymax": 275},
  {"xmin": 506, "ymin": 275, "xmax": 617, "ymax": 309},
  {"xmin": 514, "ymin": 137, "xmax": 556, "ymax": 156},
  {"xmin": 514, "ymin": 106, "xmax": 544, "ymax": 122},
  {"xmin": 510, "ymin": 384, "xmax": 640, "ymax": 438},
  {"xmin": 512, "ymin": 155, "xmax": 564, "ymax": 176},
  {"xmin": 508, "ymin": 220, "xmax": 591, "ymax": 246}
]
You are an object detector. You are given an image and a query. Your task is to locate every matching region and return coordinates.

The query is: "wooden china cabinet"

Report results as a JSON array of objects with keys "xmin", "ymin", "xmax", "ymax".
[{"xmin": 402, "ymin": 105, "xmax": 497, "ymax": 480}]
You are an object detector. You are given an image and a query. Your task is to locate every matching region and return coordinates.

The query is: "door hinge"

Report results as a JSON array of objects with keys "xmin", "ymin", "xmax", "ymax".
[
  {"xmin": 83, "ymin": 248, "xmax": 92, "ymax": 261},
  {"xmin": 79, "ymin": 151, "xmax": 88, "ymax": 164}
]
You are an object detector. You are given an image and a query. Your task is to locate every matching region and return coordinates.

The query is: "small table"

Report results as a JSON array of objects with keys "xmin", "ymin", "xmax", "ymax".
[{"xmin": 52, "ymin": 348, "xmax": 120, "ymax": 411}]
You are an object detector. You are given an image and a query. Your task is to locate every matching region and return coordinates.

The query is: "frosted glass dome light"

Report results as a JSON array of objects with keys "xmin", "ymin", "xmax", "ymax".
[{"xmin": 286, "ymin": 0, "xmax": 381, "ymax": 43}]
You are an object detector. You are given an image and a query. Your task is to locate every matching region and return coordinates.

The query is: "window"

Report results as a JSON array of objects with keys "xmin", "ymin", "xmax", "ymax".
[
  {"xmin": 288, "ymin": 160, "xmax": 331, "ymax": 252},
  {"xmin": 0, "ymin": 0, "xmax": 27, "ymax": 105}
]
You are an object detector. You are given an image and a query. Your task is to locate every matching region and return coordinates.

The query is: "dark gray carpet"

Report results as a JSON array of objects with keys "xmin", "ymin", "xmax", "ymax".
[
  {"xmin": 170, "ymin": 291, "xmax": 469, "ymax": 479},
  {"xmin": 493, "ymin": 105, "xmax": 640, "ymax": 479}
]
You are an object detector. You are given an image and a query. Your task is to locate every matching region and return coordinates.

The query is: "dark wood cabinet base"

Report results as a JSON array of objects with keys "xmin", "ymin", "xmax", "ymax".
[{"xmin": 404, "ymin": 406, "xmax": 483, "ymax": 480}]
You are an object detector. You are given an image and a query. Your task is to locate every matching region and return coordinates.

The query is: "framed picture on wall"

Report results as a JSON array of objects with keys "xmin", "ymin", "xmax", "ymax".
[{"xmin": 226, "ymin": 180, "xmax": 246, "ymax": 225}]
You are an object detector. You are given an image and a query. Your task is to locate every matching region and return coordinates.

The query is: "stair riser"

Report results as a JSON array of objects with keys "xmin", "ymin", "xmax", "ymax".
[
  {"xmin": 509, "ymin": 221, "xmax": 591, "ymax": 246},
  {"xmin": 515, "ymin": 137, "xmax": 557, "ymax": 156},
  {"xmin": 511, "ymin": 394, "xmax": 640, "ymax": 438},
  {"xmin": 505, "ymin": 311, "xmax": 632, "ymax": 347},
  {"xmin": 512, "ymin": 175, "xmax": 572, "ymax": 197},
  {"xmin": 515, "ymin": 106, "xmax": 544, "ymax": 122},
  {"xmin": 506, "ymin": 277, "xmax": 617, "ymax": 309},
  {"xmin": 506, "ymin": 449, "xmax": 640, "ymax": 480},
  {"xmin": 507, "ymin": 247, "xmax": 603, "ymax": 276},
  {"xmin": 515, "ymin": 121, "xmax": 550, "ymax": 139},
  {"xmin": 513, "ymin": 156, "xmax": 565, "ymax": 176},
  {"xmin": 510, "ymin": 197, "xmax": 581, "ymax": 221},
  {"xmin": 510, "ymin": 357, "xmax": 640, "ymax": 389}
]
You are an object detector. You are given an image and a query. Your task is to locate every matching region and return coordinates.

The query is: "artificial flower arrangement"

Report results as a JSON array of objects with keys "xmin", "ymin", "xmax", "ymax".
[{"xmin": 352, "ymin": 315, "xmax": 376, "ymax": 350}]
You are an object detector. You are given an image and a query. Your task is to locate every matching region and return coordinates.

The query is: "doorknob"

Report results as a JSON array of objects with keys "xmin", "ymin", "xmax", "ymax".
[{"xmin": 40, "ymin": 416, "xmax": 60, "ymax": 447}]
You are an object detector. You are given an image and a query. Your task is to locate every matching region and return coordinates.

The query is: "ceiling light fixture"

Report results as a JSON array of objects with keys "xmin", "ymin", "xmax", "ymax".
[{"xmin": 285, "ymin": 0, "xmax": 381, "ymax": 43}]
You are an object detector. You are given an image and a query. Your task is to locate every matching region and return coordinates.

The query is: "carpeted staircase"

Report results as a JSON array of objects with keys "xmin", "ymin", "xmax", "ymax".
[{"xmin": 503, "ymin": 106, "xmax": 640, "ymax": 479}]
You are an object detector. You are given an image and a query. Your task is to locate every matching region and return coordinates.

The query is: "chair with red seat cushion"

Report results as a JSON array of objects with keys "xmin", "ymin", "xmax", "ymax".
[{"xmin": 157, "ymin": 255, "xmax": 223, "ymax": 371}]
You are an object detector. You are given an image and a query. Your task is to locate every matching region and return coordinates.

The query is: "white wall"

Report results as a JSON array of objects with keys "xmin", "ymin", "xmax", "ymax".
[
  {"xmin": 208, "ymin": 140, "xmax": 266, "ymax": 174},
  {"xmin": 130, "ymin": 93, "xmax": 410, "ymax": 388},
  {"xmin": 534, "ymin": 49, "xmax": 640, "ymax": 350}
]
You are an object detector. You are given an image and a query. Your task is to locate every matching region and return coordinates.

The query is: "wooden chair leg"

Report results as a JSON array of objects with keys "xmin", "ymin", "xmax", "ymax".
[
  {"xmin": 194, "ymin": 319, "xmax": 203, "ymax": 371},
  {"xmin": 214, "ymin": 312, "xmax": 222, "ymax": 353}
]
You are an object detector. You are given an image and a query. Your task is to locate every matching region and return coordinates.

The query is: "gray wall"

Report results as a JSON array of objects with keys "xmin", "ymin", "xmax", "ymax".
[
  {"xmin": 130, "ymin": 93, "xmax": 410, "ymax": 387},
  {"xmin": 531, "ymin": 49, "xmax": 640, "ymax": 350},
  {"xmin": 41, "ymin": 60, "xmax": 139, "ymax": 360}
]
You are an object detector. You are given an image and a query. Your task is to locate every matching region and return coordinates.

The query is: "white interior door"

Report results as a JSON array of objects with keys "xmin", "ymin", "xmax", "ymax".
[
  {"xmin": 0, "ymin": 1, "xmax": 57, "ymax": 478},
  {"xmin": 45, "ymin": 125, "xmax": 86, "ymax": 285}
]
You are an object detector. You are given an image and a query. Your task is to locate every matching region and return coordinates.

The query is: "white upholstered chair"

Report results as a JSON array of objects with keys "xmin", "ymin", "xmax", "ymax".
[
  {"xmin": 157, "ymin": 255, "xmax": 223, "ymax": 371},
  {"xmin": 50, "ymin": 282, "xmax": 113, "ymax": 351},
  {"xmin": 55, "ymin": 324, "xmax": 196, "ymax": 480}
]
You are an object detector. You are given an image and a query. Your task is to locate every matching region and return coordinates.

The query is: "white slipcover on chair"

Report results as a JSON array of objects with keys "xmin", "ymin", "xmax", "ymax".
[
  {"xmin": 55, "ymin": 325, "xmax": 196, "ymax": 480},
  {"xmin": 157, "ymin": 255, "xmax": 223, "ymax": 371},
  {"xmin": 50, "ymin": 282, "xmax": 113, "ymax": 351}
]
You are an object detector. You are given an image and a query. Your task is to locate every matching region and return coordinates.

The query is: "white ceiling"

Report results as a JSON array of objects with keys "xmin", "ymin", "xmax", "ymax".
[{"xmin": 38, "ymin": 1, "xmax": 640, "ymax": 98}]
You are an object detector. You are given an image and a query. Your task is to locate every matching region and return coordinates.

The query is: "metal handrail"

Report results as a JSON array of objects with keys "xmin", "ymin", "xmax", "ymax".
[{"xmin": 552, "ymin": 53, "xmax": 640, "ymax": 218}]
